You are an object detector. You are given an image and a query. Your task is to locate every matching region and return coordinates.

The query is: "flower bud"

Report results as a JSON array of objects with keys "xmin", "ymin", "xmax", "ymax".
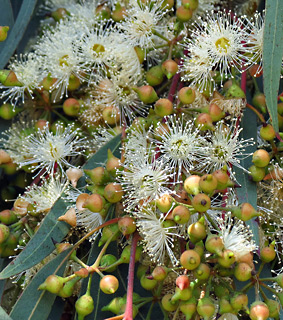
[
  {"xmin": 0, "ymin": 103, "xmax": 19, "ymax": 120},
  {"xmin": 67, "ymin": 74, "xmax": 80, "ymax": 91},
  {"xmin": 252, "ymin": 92, "xmax": 267, "ymax": 114},
  {"xmin": 250, "ymin": 301, "xmax": 269, "ymax": 320},
  {"xmin": 260, "ymin": 124, "xmax": 276, "ymax": 141},
  {"xmin": 260, "ymin": 242, "xmax": 276, "ymax": 263},
  {"xmin": 38, "ymin": 275, "xmax": 64, "ymax": 294},
  {"xmin": 231, "ymin": 203, "xmax": 259, "ymax": 222},
  {"xmin": 218, "ymin": 249, "xmax": 235, "ymax": 268},
  {"xmin": 178, "ymin": 87, "xmax": 196, "ymax": 104},
  {"xmin": 111, "ymin": 4, "xmax": 126, "ymax": 22},
  {"xmin": 102, "ymin": 106, "xmax": 120, "ymax": 125},
  {"xmin": 58, "ymin": 276, "xmax": 80, "ymax": 298},
  {"xmin": 192, "ymin": 193, "xmax": 211, "ymax": 212},
  {"xmin": 13, "ymin": 198, "xmax": 29, "ymax": 216},
  {"xmin": 58, "ymin": 208, "xmax": 77, "ymax": 227},
  {"xmin": 179, "ymin": 297, "xmax": 197, "ymax": 319},
  {"xmin": 0, "ymin": 224, "xmax": 9, "ymax": 244},
  {"xmin": 76, "ymin": 193, "xmax": 90, "ymax": 211},
  {"xmin": 75, "ymin": 268, "xmax": 89, "ymax": 278},
  {"xmin": 146, "ymin": 65, "xmax": 164, "ymax": 86},
  {"xmin": 176, "ymin": 5, "xmax": 193, "ymax": 22},
  {"xmin": 252, "ymin": 149, "xmax": 270, "ymax": 168},
  {"xmin": 225, "ymin": 83, "xmax": 246, "ymax": 99},
  {"xmin": 0, "ymin": 209, "xmax": 17, "ymax": 225},
  {"xmin": 0, "ymin": 149, "xmax": 11, "ymax": 165},
  {"xmin": 195, "ymin": 113, "xmax": 214, "ymax": 131},
  {"xmin": 104, "ymin": 183, "xmax": 123, "ymax": 203},
  {"xmin": 118, "ymin": 215, "xmax": 136, "ymax": 235},
  {"xmin": 161, "ymin": 294, "xmax": 178, "ymax": 311},
  {"xmin": 193, "ymin": 263, "xmax": 210, "ymax": 281},
  {"xmin": 197, "ymin": 297, "xmax": 215, "ymax": 320},
  {"xmin": 82, "ymin": 193, "xmax": 105, "ymax": 212},
  {"xmin": 106, "ymin": 150, "xmax": 121, "ymax": 176},
  {"xmin": 161, "ymin": 0, "xmax": 174, "ymax": 9},
  {"xmin": 171, "ymin": 286, "xmax": 192, "ymax": 303},
  {"xmin": 84, "ymin": 167, "xmax": 110, "ymax": 185},
  {"xmin": 205, "ymin": 234, "xmax": 224, "ymax": 255},
  {"xmin": 140, "ymin": 274, "xmax": 157, "ymax": 290},
  {"xmin": 176, "ymin": 275, "xmax": 190, "ymax": 290},
  {"xmin": 42, "ymin": 74, "xmax": 57, "ymax": 91},
  {"xmin": 212, "ymin": 168, "xmax": 229, "ymax": 190},
  {"xmin": 199, "ymin": 174, "xmax": 218, "ymax": 194},
  {"xmin": 155, "ymin": 194, "xmax": 174, "ymax": 213},
  {"xmin": 51, "ymin": 8, "xmax": 70, "ymax": 21},
  {"xmin": 230, "ymin": 292, "xmax": 248, "ymax": 311},
  {"xmin": 100, "ymin": 275, "xmax": 119, "ymax": 294},
  {"xmin": 66, "ymin": 168, "xmax": 83, "ymax": 187},
  {"xmin": 180, "ymin": 249, "xmax": 201, "ymax": 270},
  {"xmin": 162, "ymin": 59, "xmax": 178, "ymax": 79},
  {"xmin": 63, "ymin": 98, "xmax": 80, "ymax": 117},
  {"xmin": 98, "ymin": 223, "xmax": 120, "ymax": 247},
  {"xmin": 182, "ymin": 0, "xmax": 198, "ymax": 9},
  {"xmin": 151, "ymin": 266, "xmax": 169, "ymax": 281},
  {"xmin": 234, "ymin": 262, "xmax": 252, "ymax": 281},
  {"xmin": 100, "ymin": 254, "xmax": 118, "ymax": 272},
  {"xmin": 0, "ymin": 26, "xmax": 9, "ymax": 42},
  {"xmin": 0, "ymin": 70, "xmax": 22, "ymax": 86},
  {"xmin": 75, "ymin": 293, "xmax": 94, "ymax": 319},
  {"xmin": 265, "ymin": 299, "xmax": 280, "ymax": 318},
  {"xmin": 184, "ymin": 175, "xmax": 201, "ymax": 195},
  {"xmin": 133, "ymin": 85, "xmax": 158, "ymax": 104},
  {"xmin": 172, "ymin": 205, "xmax": 191, "ymax": 224},
  {"xmin": 154, "ymin": 98, "xmax": 173, "ymax": 117},
  {"xmin": 187, "ymin": 216, "xmax": 206, "ymax": 243},
  {"xmin": 249, "ymin": 165, "xmax": 266, "ymax": 182},
  {"xmin": 101, "ymin": 297, "xmax": 125, "ymax": 314},
  {"xmin": 219, "ymin": 297, "xmax": 233, "ymax": 314}
]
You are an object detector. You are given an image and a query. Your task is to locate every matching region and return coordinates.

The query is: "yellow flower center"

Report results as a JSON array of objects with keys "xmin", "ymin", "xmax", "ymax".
[{"xmin": 215, "ymin": 37, "xmax": 230, "ymax": 53}]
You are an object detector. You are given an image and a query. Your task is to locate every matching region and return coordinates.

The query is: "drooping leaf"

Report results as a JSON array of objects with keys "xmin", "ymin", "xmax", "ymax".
[
  {"xmin": 263, "ymin": 0, "xmax": 283, "ymax": 132},
  {"xmin": 0, "ymin": 199, "xmax": 70, "ymax": 280},
  {"xmin": 0, "ymin": 306, "xmax": 12, "ymax": 320},
  {"xmin": 234, "ymin": 107, "xmax": 259, "ymax": 245},
  {"xmin": 9, "ymin": 249, "xmax": 70, "ymax": 320}
]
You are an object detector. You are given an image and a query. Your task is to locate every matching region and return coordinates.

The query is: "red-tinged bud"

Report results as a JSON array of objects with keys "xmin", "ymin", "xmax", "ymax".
[
  {"xmin": 193, "ymin": 240, "xmax": 204, "ymax": 257},
  {"xmin": 133, "ymin": 85, "xmax": 158, "ymax": 104},
  {"xmin": 171, "ymin": 286, "xmax": 192, "ymax": 303},
  {"xmin": 146, "ymin": 65, "xmax": 164, "ymax": 86},
  {"xmin": 179, "ymin": 297, "xmax": 197, "ymax": 319},
  {"xmin": 219, "ymin": 297, "xmax": 233, "ymax": 314},
  {"xmin": 55, "ymin": 242, "xmax": 72, "ymax": 254},
  {"xmin": 161, "ymin": 294, "xmax": 178, "ymax": 311},
  {"xmin": 249, "ymin": 165, "xmax": 266, "ymax": 182},
  {"xmin": 0, "ymin": 210, "xmax": 17, "ymax": 225},
  {"xmin": 178, "ymin": 87, "xmax": 196, "ymax": 104},
  {"xmin": 225, "ymin": 83, "xmax": 246, "ymax": 99},
  {"xmin": 278, "ymin": 102, "xmax": 283, "ymax": 116},
  {"xmin": 252, "ymin": 92, "xmax": 267, "ymax": 114},
  {"xmin": 180, "ymin": 249, "xmax": 201, "ymax": 270},
  {"xmin": 209, "ymin": 103, "xmax": 225, "ymax": 122},
  {"xmin": 66, "ymin": 168, "xmax": 83, "ymax": 188},
  {"xmin": 193, "ymin": 263, "xmax": 210, "ymax": 281},
  {"xmin": 58, "ymin": 208, "xmax": 77, "ymax": 227},
  {"xmin": 260, "ymin": 124, "xmax": 276, "ymax": 141},
  {"xmin": 102, "ymin": 106, "xmax": 120, "ymax": 125},
  {"xmin": 249, "ymin": 64, "xmax": 263, "ymax": 77},
  {"xmin": 187, "ymin": 216, "xmax": 206, "ymax": 243},
  {"xmin": 0, "ymin": 149, "xmax": 11, "ymax": 165},
  {"xmin": 234, "ymin": 262, "xmax": 252, "ymax": 281},
  {"xmin": 232, "ymin": 203, "xmax": 259, "ymax": 222},
  {"xmin": 58, "ymin": 276, "xmax": 80, "ymax": 298},
  {"xmin": 205, "ymin": 234, "xmax": 224, "ymax": 255},
  {"xmin": 0, "ymin": 70, "xmax": 22, "ymax": 86},
  {"xmin": 100, "ymin": 275, "xmax": 119, "ymax": 294},
  {"xmin": 152, "ymin": 266, "xmax": 169, "ymax": 281},
  {"xmin": 0, "ymin": 224, "xmax": 9, "ymax": 244},
  {"xmin": 238, "ymin": 252, "xmax": 254, "ymax": 267},
  {"xmin": 98, "ymin": 223, "xmax": 120, "ymax": 247},
  {"xmin": 84, "ymin": 167, "xmax": 110, "ymax": 185},
  {"xmin": 195, "ymin": 113, "xmax": 214, "ymax": 131},
  {"xmin": 176, "ymin": 275, "xmax": 190, "ymax": 290},
  {"xmin": 63, "ymin": 98, "xmax": 80, "ymax": 117},
  {"xmin": 161, "ymin": 0, "xmax": 174, "ymax": 9},
  {"xmin": 176, "ymin": 5, "xmax": 193, "ymax": 22},
  {"xmin": 230, "ymin": 292, "xmax": 248, "ymax": 311},
  {"xmin": 156, "ymin": 194, "xmax": 174, "ymax": 213},
  {"xmin": 96, "ymin": 4, "xmax": 111, "ymax": 20},
  {"xmin": 1, "ymin": 161, "xmax": 17, "ymax": 175},
  {"xmin": 0, "ymin": 103, "xmax": 19, "ymax": 120},
  {"xmin": 0, "ymin": 26, "xmax": 9, "ymax": 41},
  {"xmin": 218, "ymin": 249, "xmax": 235, "ymax": 268},
  {"xmin": 100, "ymin": 254, "xmax": 117, "ymax": 272},
  {"xmin": 265, "ymin": 299, "xmax": 280, "ymax": 318},
  {"xmin": 184, "ymin": 175, "xmax": 201, "ymax": 195},
  {"xmin": 140, "ymin": 274, "xmax": 157, "ymax": 290},
  {"xmin": 13, "ymin": 198, "xmax": 29, "ymax": 216},
  {"xmin": 199, "ymin": 174, "xmax": 218, "ymax": 194},
  {"xmin": 118, "ymin": 215, "xmax": 136, "ymax": 235},
  {"xmin": 260, "ymin": 242, "xmax": 276, "ymax": 263},
  {"xmin": 106, "ymin": 149, "xmax": 121, "ymax": 176},
  {"xmin": 51, "ymin": 8, "xmax": 70, "ymax": 21},
  {"xmin": 111, "ymin": 4, "xmax": 126, "ymax": 22},
  {"xmin": 154, "ymin": 98, "xmax": 173, "ymax": 116},
  {"xmin": 104, "ymin": 183, "xmax": 123, "ymax": 203},
  {"xmin": 67, "ymin": 74, "xmax": 80, "ymax": 91},
  {"xmin": 35, "ymin": 119, "xmax": 49, "ymax": 131},
  {"xmin": 119, "ymin": 245, "xmax": 142, "ymax": 264},
  {"xmin": 192, "ymin": 193, "xmax": 211, "ymax": 212},
  {"xmin": 250, "ymin": 301, "xmax": 269, "ymax": 320},
  {"xmin": 42, "ymin": 74, "xmax": 57, "ymax": 91},
  {"xmin": 82, "ymin": 193, "xmax": 105, "ymax": 212},
  {"xmin": 75, "ymin": 293, "xmax": 94, "ymax": 319},
  {"xmin": 162, "ymin": 59, "xmax": 178, "ymax": 79},
  {"xmin": 101, "ymin": 297, "xmax": 125, "ymax": 314},
  {"xmin": 182, "ymin": 0, "xmax": 199, "ymax": 9},
  {"xmin": 38, "ymin": 275, "xmax": 64, "ymax": 294},
  {"xmin": 76, "ymin": 193, "xmax": 90, "ymax": 211},
  {"xmin": 172, "ymin": 205, "xmax": 191, "ymax": 224},
  {"xmin": 212, "ymin": 168, "xmax": 229, "ymax": 190},
  {"xmin": 134, "ymin": 46, "xmax": 145, "ymax": 63},
  {"xmin": 197, "ymin": 297, "xmax": 216, "ymax": 320}
]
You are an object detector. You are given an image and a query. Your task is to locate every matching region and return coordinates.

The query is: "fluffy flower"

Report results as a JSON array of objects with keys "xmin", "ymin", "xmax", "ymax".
[
  {"xmin": 0, "ymin": 53, "xmax": 43, "ymax": 105},
  {"xmin": 20, "ymin": 176, "xmax": 68, "ymax": 214},
  {"xmin": 135, "ymin": 207, "xmax": 179, "ymax": 265},
  {"xmin": 76, "ymin": 209, "xmax": 104, "ymax": 241},
  {"xmin": 211, "ymin": 97, "xmax": 246, "ymax": 117},
  {"xmin": 151, "ymin": 114, "xmax": 206, "ymax": 179},
  {"xmin": 118, "ymin": 148, "xmax": 173, "ymax": 210},
  {"xmin": 13, "ymin": 123, "xmax": 86, "ymax": 175},
  {"xmin": 198, "ymin": 119, "xmax": 254, "ymax": 179}
]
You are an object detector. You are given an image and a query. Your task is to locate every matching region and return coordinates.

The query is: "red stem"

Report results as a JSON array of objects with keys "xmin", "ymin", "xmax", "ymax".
[
  {"xmin": 241, "ymin": 70, "xmax": 247, "ymax": 94},
  {"xmin": 123, "ymin": 232, "xmax": 140, "ymax": 320}
]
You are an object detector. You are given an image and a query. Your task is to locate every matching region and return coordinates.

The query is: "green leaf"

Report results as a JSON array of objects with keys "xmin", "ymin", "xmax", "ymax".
[
  {"xmin": 0, "ymin": 306, "xmax": 12, "ymax": 320},
  {"xmin": 0, "ymin": 199, "xmax": 70, "ymax": 280},
  {"xmin": 10, "ymin": 249, "xmax": 70, "ymax": 320},
  {"xmin": 263, "ymin": 0, "xmax": 283, "ymax": 132},
  {"xmin": 234, "ymin": 108, "xmax": 259, "ymax": 245},
  {"xmin": 0, "ymin": 1, "xmax": 14, "ymax": 54},
  {"xmin": 0, "ymin": 0, "xmax": 38, "ymax": 68}
]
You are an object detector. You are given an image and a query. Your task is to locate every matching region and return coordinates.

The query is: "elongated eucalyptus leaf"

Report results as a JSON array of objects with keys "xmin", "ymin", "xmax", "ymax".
[
  {"xmin": 234, "ymin": 108, "xmax": 259, "ymax": 245},
  {"xmin": 0, "ymin": 306, "xmax": 12, "ymax": 320},
  {"xmin": 10, "ymin": 249, "xmax": 70, "ymax": 320},
  {"xmin": 0, "ymin": 0, "xmax": 14, "ymax": 54},
  {"xmin": 263, "ymin": 0, "xmax": 283, "ymax": 132},
  {"xmin": 0, "ymin": 199, "xmax": 70, "ymax": 280},
  {"xmin": 0, "ymin": 0, "xmax": 38, "ymax": 68}
]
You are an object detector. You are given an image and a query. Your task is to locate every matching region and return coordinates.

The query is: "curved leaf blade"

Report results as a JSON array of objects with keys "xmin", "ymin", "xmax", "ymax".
[
  {"xmin": 263, "ymin": 0, "xmax": 283, "ymax": 132},
  {"xmin": 10, "ymin": 250, "xmax": 70, "ymax": 320},
  {"xmin": 0, "ymin": 199, "xmax": 70, "ymax": 280}
]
